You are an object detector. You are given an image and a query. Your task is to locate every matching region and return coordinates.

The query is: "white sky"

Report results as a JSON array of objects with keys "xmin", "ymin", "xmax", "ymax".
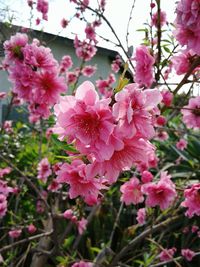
[{"xmin": 2, "ymin": 0, "xmax": 176, "ymax": 52}]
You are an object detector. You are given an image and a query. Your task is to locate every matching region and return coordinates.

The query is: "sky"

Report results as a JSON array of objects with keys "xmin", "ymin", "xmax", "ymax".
[{"xmin": 1, "ymin": 0, "xmax": 177, "ymax": 52}]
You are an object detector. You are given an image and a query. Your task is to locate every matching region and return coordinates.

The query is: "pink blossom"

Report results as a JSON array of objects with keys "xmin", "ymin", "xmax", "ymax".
[
  {"xmin": 181, "ymin": 96, "xmax": 200, "ymax": 129},
  {"xmin": 9, "ymin": 229, "xmax": 22, "ymax": 238},
  {"xmin": 77, "ymin": 218, "xmax": 88, "ymax": 235},
  {"xmin": 27, "ymin": 0, "xmax": 34, "ymax": 8},
  {"xmin": 4, "ymin": 33, "xmax": 28, "ymax": 62},
  {"xmin": 0, "ymin": 167, "xmax": 12, "ymax": 178},
  {"xmin": 28, "ymin": 224, "xmax": 37, "ymax": 234},
  {"xmin": 0, "ymin": 180, "xmax": 13, "ymax": 197},
  {"xmin": 72, "ymin": 261, "xmax": 93, "ymax": 267},
  {"xmin": 113, "ymin": 83, "xmax": 162, "ymax": 139},
  {"xmin": 74, "ymin": 36, "xmax": 97, "ymax": 61},
  {"xmin": 22, "ymin": 43, "xmax": 57, "ymax": 71},
  {"xmin": 159, "ymin": 247, "xmax": 176, "ymax": 262},
  {"xmin": 37, "ymin": 0, "xmax": 49, "ymax": 20},
  {"xmin": 152, "ymin": 11, "xmax": 167, "ymax": 27},
  {"xmin": 120, "ymin": 177, "xmax": 144, "ymax": 205},
  {"xmin": 181, "ymin": 183, "xmax": 200, "ymax": 217},
  {"xmin": 0, "ymin": 194, "xmax": 7, "ymax": 218},
  {"xmin": 161, "ymin": 89, "xmax": 173, "ymax": 107},
  {"xmin": 32, "ymin": 71, "xmax": 66, "ymax": 106},
  {"xmin": 171, "ymin": 50, "xmax": 191, "ymax": 75},
  {"xmin": 0, "ymin": 92, "xmax": 7, "ymax": 99},
  {"xmin": 63, "ymin": 209, "xmax": 74, "ymax": 220},
  {"xmin": 47, "ymin": 180, "xmax": 61, "ymax": 192},
  {"xmin": 60, "ymin": 55, "xmax": 73, "ymax": 73},
  {"xmin": 82, "ymin": 65, "xmax": 97, "ymax": 77},
  {"xmin": 56, "ymin": 159, "xmax": 104, "ymax": 205},
  {"xmin": 54, "ymin": 81, "xmax": 117, "ymax": 162},
  {"xmin": 156, "ymin": 116, "xmax": 166, "ymax": 126},
  {"xmin": 111, "ymin": 55, "xmax": 122, "ymax": 73},
  {"xmin": 61, "ymin": 18, "xmax": 68, "ymax": 28},
  {"xmin": 134, "ymin": 45, "xmax": 155, "ymax": 87},
  {"xmin": 142, "ymin": 172, "xmax": 177, "ymax": 210},
  {"xmin": 174, "ymin": 0, "xmax": 200, "ymax": 55},
  {"xmin": 2, "ymin": 120, "xmax": 13, "ymax": 133},
  {"xmin": 181, "ymin": 249, "xmax": 195, "ymax": 261},
  {"xmin": 37, "ymin": 158, "xmax": 52, "ymax": 183},
  {"xmin": 91, "ymin": 136, "xmax": 155, "ymax": 184},
  {"xmin": 85, "ymin": 24, "xmax": 96, "ymax": 41},
  {"xmin": 136, "ymin": 208, "xmax": 146, "ymax": 225},
  {"xmin": 66, "ymin": 71, "xmax": 78, "ymax": 84},
  {"xmin": 155, "ymin": 130, "xmax": 169, "ymax": 141},
  {"xmin": 191, "ymin": 225, "xmax": 199, "ymax": 233},
  {"xmin": 141, "ymin": 171, "xmax": 153, "ymax": 184},
  {"xmin": 176, "ymin": 138, "xmax": 188, "ymax": 150},
  {"xmin": 9, "ymin": 63, "xmax": 35, "ymax": 101}
]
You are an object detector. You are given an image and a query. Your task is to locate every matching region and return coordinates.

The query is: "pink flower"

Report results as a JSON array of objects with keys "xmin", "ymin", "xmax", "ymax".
[
  {"xmin": 111, "ymin": 55, "xmax": 121, "ymax": 73},
  {"xmin": 82, "ymin": 65, "xmax": 97, "ymax": 77},
  {"xmin": 4, "ymin": 33, "xmax": 28, "ymax": 62},
  {"xmin": 74, "ymin": 36, "xmax": 97, "ymax": 61},
  {"xmin": 91, "ymin": 136, "xmax": 155, "ymax": 184},
  {"xmin": 0, "ymin": 167, "xmax": 12, "ymax": 178},
  {"xmin": 134, "ymin": 45, "xmax": 155, "ymax": 87},
  {"xmin": 0, "ymin": 92, "xmax": 7, "ymax": 99},
  {"xmin": 47, "ymin": 180, "xmax": 61, "ymax": 192},
  {"xmin": 60, "ymin": 55, "xmax": 73, "ymax": 72},
  {"xmin": 28, "ymin": 224, "xmax": 37, "ymax": 234},
  {"xmin": 9, "ymin": 229, "xmax": 22, "ymax": 238},
  {"xmin": 181, "ymin": 183, "xmax": 200, "ymax": 217},
  {"xmin": 66, "ymin": 71, "xmax": 78, "ymax": 84},
  {"xmin": 23, "ymin": 43, "xmax": 57, "ymax": 71},
  {"xmin": 56, "ymin": 159, "xmax": 104, "ymax": 205},
  {"xmin": 136, "ymin": 208, "xmax": 146, "ymax": 225},
  {"xmin": 191, "ymin": 225, "xmax": 199, "ymax": 233},
  {"xmin": 2, "ymin": 120, "xmax": 13, "ymax": 133},
  {"xmin": 152, "ymin": 11, "xmax": 167, "ymax": 27},
  {"xmin": 155, "ymin": 130, "xmax": 169, "ymax": 141},
  {"xmin": 77, "ymin": 218, "xmax": 88, "ymax": 235},
  {"xmin": 32, "ymin": 71, "xmax": 66, "ymax": 106},
  {"xmin": 0, "ymin": 194, "xmax": 7, "ymax": 218},
  {"xmin": 181, "ymin": 96, "xmax": 200, "ymax": 129},
  {"xmin": 156, "ymin": 116, "xmax": 166, "ymax": 126},
  {"xmin": 159, "ymin": 248, "xmax": 176, "ymax": 262},
  {"xmin": 161, "ymin": 89, "xmax": 173, "ymax": 107},
  {"xmin": 72, "ymin": 261, "xmax": 93, "ymax": 267},
  {"xmin": 37, "ymin": 0, "xmax": 49, "ymax": 20},
  {"xmin": 85, "ymin": 24, "xmax": 96, "ymax": 41},
  {"xmin": 176, "ymin": 138, "xmax": 188, "ymax": 150},
  {"xmin": 181, "ymin": 249, "xmax": 195, "ymax": 261},
  {"xmin": 174, "ymin": 0, "xmax": 200, "ymax": 55},
  {"xmin": 37, "ymin": 158, "xmax": 52, "ymax": 183},
  {"xmin": 141, "ymin": 171, "xmax": 153, "ymax": 183},
  {"xmin": 142, "ymin": 172, "xmax": 177, "ymax": 210},
  {"xmin": 61, "ymin": 18, "xmax": 68, "ymax": 28},
  {"xmin": 63, "ymin": 209, "xmax": 74, "ymax": 219},
  {"xmin": 54, "ymin": 81, "xmax": 117, "ymax": 162},
  {"xmin": 171, "ymin": 50, "xmax": 191, "ymax": 75},
  {"xmin": 113, "ymin": 83, "xmax": 162, "ymax": 139},
  {"xmin": 120, "ymin": 177, "xmax": 144, "ymax": 205}
]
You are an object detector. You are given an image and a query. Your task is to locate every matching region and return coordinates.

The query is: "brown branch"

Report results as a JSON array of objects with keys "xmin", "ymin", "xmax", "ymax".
[
  {"xmin": 0, "ymin": 154, "xmax": 50, "ymax": 210},
  {"xmin": 0, "ymin": 231, "xmax": 53, "ymax": 253},
  {"xmin": 110, "ymin": 215, "xmax": 181, "ymax": 266}
]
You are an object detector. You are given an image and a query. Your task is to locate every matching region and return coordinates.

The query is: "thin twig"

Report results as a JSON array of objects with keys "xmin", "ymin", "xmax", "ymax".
[{"xmin": 0, "ymin": 231, "xmax": 53, "ymax": 253}]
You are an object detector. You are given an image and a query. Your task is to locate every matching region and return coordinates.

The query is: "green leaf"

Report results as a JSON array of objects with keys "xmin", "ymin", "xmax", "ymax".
[{"xmin": 51, "ymin": 134, "xmax": 77, "ymax": 152}]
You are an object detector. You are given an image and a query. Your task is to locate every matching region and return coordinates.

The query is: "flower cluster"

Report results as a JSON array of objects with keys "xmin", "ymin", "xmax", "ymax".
[
  {"xmin": 4, "ymin": 33, "xmax": 66, "ymax": 122},
  {"xmin": 134, "ymin": 45, "xmax": 155, "ymax": 87},
  {"xmin": 54, "ymin": 81, "xmax": 162, "ymax": 204},
  {"xmin": 174, "ymin": 0, "xmax": 200, "ymax": 55}
]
